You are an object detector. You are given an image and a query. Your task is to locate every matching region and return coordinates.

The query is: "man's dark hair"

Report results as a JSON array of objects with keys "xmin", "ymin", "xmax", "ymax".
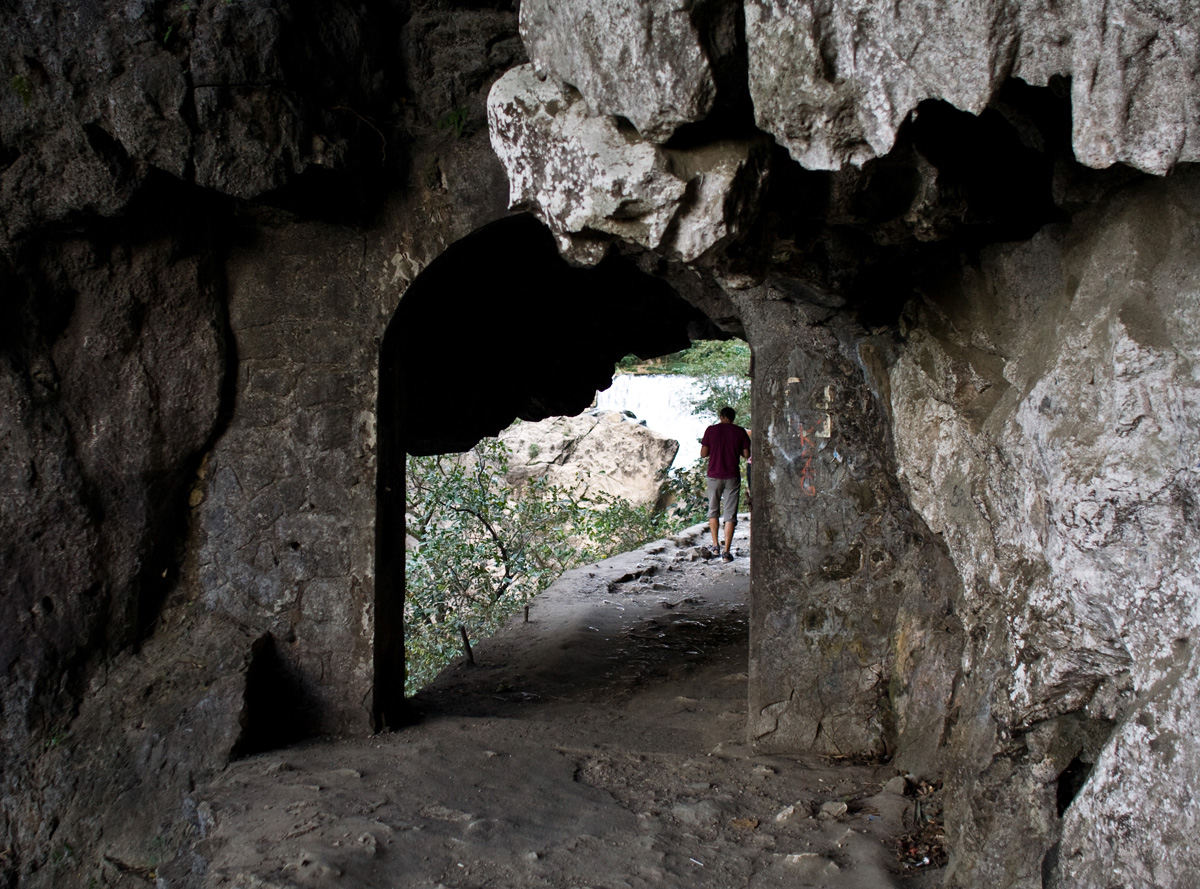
[{"xmin": 719, "ymin": 406, "xmax": 736, "ymax": 421}]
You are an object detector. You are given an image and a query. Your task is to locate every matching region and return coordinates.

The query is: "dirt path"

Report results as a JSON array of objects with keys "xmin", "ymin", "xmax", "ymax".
[{"xmin": 195, "ymin": 520, "xmax": 945, "ymax": 888}]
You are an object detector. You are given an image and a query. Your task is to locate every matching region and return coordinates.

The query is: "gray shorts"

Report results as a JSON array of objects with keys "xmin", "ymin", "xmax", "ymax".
[{"xmin": 706, "ymin": 476, "xmax": 740, "ymax": 524}]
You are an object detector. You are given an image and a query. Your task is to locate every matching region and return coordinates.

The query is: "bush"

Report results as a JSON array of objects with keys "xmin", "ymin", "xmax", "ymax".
[
  {"xmin": 581, "ymin": 487, "xmax": 674, "ymax": 555},
  {"xmin": 404, "ymin": 439, "xmax": 686, "ymax": 693},
  {"xmin": 664, "ymin": 457, "xmax": 710, "ymax": 525}
]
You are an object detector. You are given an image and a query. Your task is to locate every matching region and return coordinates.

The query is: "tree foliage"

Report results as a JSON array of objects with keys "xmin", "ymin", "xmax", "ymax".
[
  {"xmin": 404, "ymin": 439, "xmax": 681, "ymax": 694},
  {"xmin": 404, "ymin": 342, "xmax": 754, "ymax": 693}
]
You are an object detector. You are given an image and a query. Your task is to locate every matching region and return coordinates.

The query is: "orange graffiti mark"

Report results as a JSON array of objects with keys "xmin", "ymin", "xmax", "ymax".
[{"xmin": 797, "ymin": 422, "xmax": 817, "ymax": 496}]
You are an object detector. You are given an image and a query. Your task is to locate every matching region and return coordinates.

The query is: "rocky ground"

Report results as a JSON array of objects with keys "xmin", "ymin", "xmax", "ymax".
[{"xmin": 191, "ymin": 520, "xmax": 946, "ymax": 889}]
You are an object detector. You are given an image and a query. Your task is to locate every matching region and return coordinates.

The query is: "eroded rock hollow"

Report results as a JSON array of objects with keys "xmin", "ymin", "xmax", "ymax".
[{"xmin": 1, "ymin": 0, "xmax": 1197, "ymax": 886}]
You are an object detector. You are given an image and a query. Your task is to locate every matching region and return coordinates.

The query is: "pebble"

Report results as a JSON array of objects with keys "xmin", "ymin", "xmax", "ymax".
[
  {"xmin": 818, "ymin": 801, "xmax": 848, "ymax": 819},
  {"xmin": 783, "ymin": 852, "xmax": 820, "ymax": 865}
]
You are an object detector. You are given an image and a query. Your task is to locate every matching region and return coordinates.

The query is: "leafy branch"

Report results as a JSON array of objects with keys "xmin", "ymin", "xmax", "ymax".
[{"xmin": 403, "ymin": 438, "xmax": 683, "ymax": 693}]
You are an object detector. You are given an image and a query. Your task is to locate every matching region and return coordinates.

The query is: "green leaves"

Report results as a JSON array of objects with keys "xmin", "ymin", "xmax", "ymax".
[
  {"xmin": 618, "ymin": 339, "xmax": 750, "ymax": 377},
  {"xmin": 664, "ymin": 457, "xmax": 711, "ymax": 525},
  {"xmin": 404, "ymin": 439, "xmax": 702, "ymax": 693},
  {"xmin": 406, "ymin": 439, "xmax": 625, "ymax": 693}
]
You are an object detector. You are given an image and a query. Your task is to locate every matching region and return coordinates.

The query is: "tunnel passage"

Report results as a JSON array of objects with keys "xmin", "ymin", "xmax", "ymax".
[{"xmin": 375, "ymin": 213, "xmax": 720, "ymax": 729}]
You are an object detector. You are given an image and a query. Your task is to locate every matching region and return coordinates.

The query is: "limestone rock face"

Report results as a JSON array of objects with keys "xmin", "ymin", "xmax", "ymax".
[
  {"xmin": 500, "ymin": 410, "xmax": 680, "ymax": 507},
  {"xmin": 735, "ymin": 290, "xmax": 964, "ymax": 771},
  {"xmin": 7, "ymin": 0, "xmax": 1200, "ymax": 887},
  {"xmin": 1, "ymin": 2, "xmax": 520, "ymax": 884},
  {"xmin": 488, "ymin": 65, "xmax": 767, "ymax": 264},
  {"xmin": 0, "ymin": 217, "xmax": 229, "ymax": 887},
  {"xmin": 744, "ymin": 0, "xmax": 1200, "ymax": 174},
  {"xmin": 888, "ymin": 173, "xmax": 1200, "ymax": 886},
  {"xmin": 0, "ymin": 0, "xmax": 399, "ymax": 247},
  {"xmin": 520, "ymin": 0, "xmax": 716, "ymax": 143}
]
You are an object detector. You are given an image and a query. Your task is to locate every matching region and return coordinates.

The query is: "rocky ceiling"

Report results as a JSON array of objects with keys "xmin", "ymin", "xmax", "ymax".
[{"xmin": 382, "ymin": 213, "xmax": 712, "ymax": 456}]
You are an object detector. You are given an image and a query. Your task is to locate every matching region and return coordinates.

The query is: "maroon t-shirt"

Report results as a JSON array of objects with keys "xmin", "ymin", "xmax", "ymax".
[{"xmin": 702, "ymin": 422, "xmax": 751, "ymax": 479}]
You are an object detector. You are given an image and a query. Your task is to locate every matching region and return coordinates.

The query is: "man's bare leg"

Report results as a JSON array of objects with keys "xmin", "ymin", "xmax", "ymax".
[
  {"xmin": 709, "ymin": 516, "xmax": 720, "ymax": 550},
  {"xmin": 723, "ymin": 520, "xmax": 735, "ymax": 553}
]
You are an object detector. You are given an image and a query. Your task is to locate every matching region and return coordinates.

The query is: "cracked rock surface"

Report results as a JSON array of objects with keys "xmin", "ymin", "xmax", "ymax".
[
  {"xmin": 190, "ymin": 524, "xmax": 943, "ymax": 889},
  {"xmin": 1, "ymin": 0, "xmax": 403, "ymax": 248},
  {"xmin": 488, "ymin": 65, "xmax": 766, "ymax": 264},
  {"xmin": 499, "ymin": 409, "xmax": 680, "ymax": 507},
  {"xmin": 520, "ymin": 0, "xmax": 718, "ymax": 143},
  {"xmin": 888, "ymin": 172, "xmax": 1200, "ymax": 887}
]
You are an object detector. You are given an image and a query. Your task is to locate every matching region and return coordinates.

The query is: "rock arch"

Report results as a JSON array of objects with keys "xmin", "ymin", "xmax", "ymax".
[{"xmin": 374, "ymin": 213, "xmax": 717, "ymax": 727}]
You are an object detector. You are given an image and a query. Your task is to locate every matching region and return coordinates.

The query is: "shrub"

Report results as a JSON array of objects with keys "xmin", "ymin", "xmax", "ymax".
[{"xmin": 404, "ymin": 438, "xmax": 685, "ymax": 693}]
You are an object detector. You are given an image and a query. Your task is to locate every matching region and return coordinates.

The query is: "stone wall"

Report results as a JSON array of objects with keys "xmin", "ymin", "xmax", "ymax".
[
  {"xmin": 1, "ymin": 1, "xmax": 522, "ymax": 884},
  {"xmin": 4, "ymin": 0, "xmax": 1200, "ymax": 886},
  {"xmin": 486, "ymin": 1, "xmax": 1200, "ymax": 886},
  {"xmin": 192, "ymin": 221, "xmax": 381, "ymax": 737},
  {"xmin": 737, "ymin": 291, "xmax": 963, "ymax": 773},
  {"xmin": 889, "ymin": 172, "xmax": 1200, "ymax": 887},
  {"xmin": 728, "ymin": 160, "xmax": 1200, "ymax": 889}
]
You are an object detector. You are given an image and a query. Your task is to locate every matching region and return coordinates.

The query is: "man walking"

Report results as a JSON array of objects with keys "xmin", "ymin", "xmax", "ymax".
[{"xmin": 700, "ymin": 406, "xmax": 751, "ymax": 561}]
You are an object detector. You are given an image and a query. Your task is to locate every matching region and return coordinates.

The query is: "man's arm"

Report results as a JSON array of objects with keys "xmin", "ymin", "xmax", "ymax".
[{"xmin": 701, "ymin": 444, "xmax": 710, "ymax": 458}]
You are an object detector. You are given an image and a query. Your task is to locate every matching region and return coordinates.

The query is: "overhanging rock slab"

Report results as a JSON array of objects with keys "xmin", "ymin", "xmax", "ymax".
[{"xmin": 488, "ymin": 65, "xmax": 767, "ymax": 265}]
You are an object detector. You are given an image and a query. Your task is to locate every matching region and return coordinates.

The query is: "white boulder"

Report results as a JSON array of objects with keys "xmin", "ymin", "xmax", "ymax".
[{"xmin": 500, "ymin": 410, "xmax": 679, "ymax": 507}]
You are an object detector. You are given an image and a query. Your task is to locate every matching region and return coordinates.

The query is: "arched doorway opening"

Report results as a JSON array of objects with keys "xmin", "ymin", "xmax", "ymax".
[{"xmin": 375, "ymin": 214, "xmax": 719, "ymax": 729}]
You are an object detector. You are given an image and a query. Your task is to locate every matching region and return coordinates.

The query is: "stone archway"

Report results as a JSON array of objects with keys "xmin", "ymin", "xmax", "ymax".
[{"xmin": 373, "ymin": 213, "xmax": 719, "ymax": 729}]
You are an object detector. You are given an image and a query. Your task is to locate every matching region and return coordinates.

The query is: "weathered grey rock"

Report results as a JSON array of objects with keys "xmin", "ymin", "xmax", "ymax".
[
  {"xmin": 1058, "ymin": 644, "xmax": 1200, "ymax": 889},
  {"xmin": 488, "ymin": 65, "xmax": 682, "ymax": 264},
  {"xmin": 888, "ymin": 172, "xmax": 1200, "ymax": 886},
  {"xmin": 0, "ymin": 0, "xmax": 400, "ymax": 247},
  {"xmin": 818, "ymin": 800, "xmax": 848, "ymax": 819},
  {"xmin": 519, "ymin": 0, "xmax": 716, "ymax": 143},
  {"xmin": 488, "ymin": 65, "xmax": 767, "ymax": 264},
  {"xmin": 0, "ymin": 219, "xmax": 228, "ymax": 888},
  {"xmin": 6, "ymin": 1, "xmax": 1200, "ymax": 888},
  {"xmin": 733, "ymin": 286, "xmax": 964, "ymax": 768},
  {"xmin": 500, "ymin": 410, "xmax": 679, "ymax": 507},
  {"xmin": 0, "ymin": 2, "xmax": 520, "ymax": 884},
  {"xmin": 744, "ymin": 0, "xmax": 1200, "ymax": 174}
]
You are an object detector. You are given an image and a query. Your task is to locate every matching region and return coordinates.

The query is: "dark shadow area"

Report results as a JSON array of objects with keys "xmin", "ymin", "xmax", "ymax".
[
  {"xmin": 231, "ymin": 634, "xmax": 322, "ymax": 758},
  {"xmin": 386, "ymin": 214, "xmax": 711, "ymax": 456},
  {"xmin": 906, "ymin": 79, "xmax": 1068, "ymax": 241},
  {"xmin": 756, "ymin": 76, "xmax": 1148, "ymax": 329},
  {"xmin": 0, "ymin": 174, "xmax": 239, "ymax": 752},
  {"xmin": 664, "ymin": 0, "xmax": 758, "ymax": 151},
  {"xmin": 1056, "ymin": 755, "xmax": 1093, "ymax": 816},
  {"xmin": 374, "ymin": 213, "xmax": 718, "ymax": 729}
]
